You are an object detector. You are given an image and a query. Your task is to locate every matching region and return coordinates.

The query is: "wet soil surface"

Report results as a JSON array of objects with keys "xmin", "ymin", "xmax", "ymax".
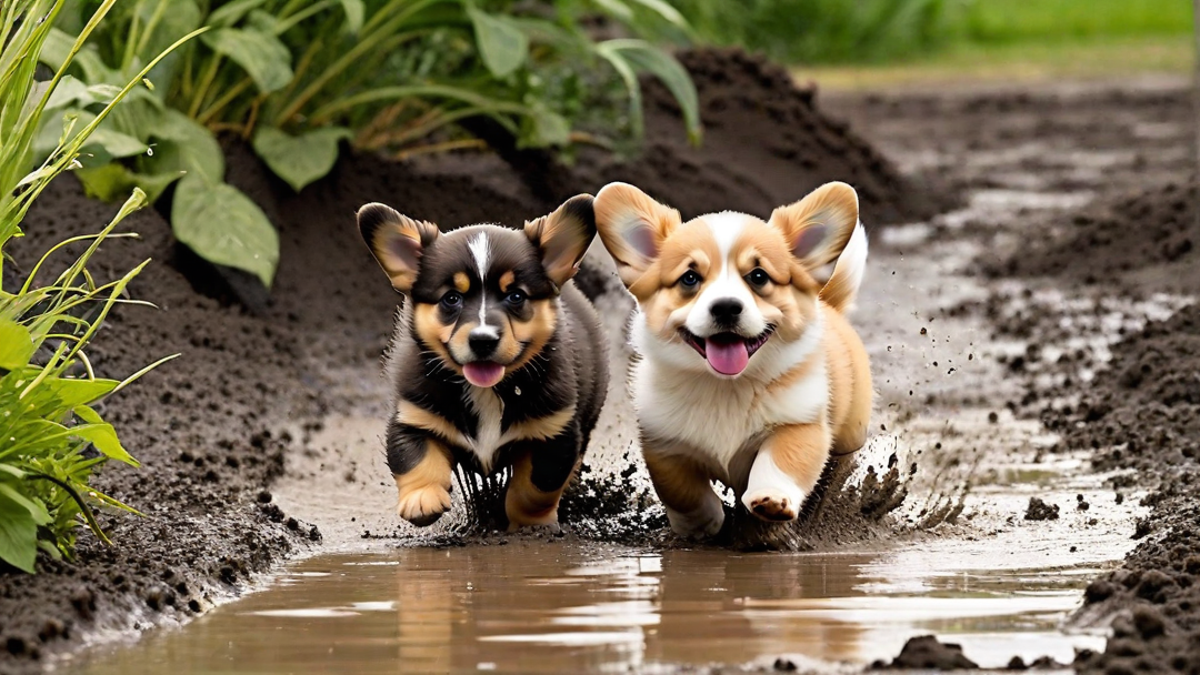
[
  {"xmin": 2, "ymin": 48, "xmax": 1197, "ymax": 673},
  {"xmin": 822, "ymin": 76, "xmax": 1200, "ymax": 672}
]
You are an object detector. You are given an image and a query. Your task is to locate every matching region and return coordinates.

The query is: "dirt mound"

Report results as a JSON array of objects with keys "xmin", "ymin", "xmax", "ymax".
[
  {"xmin": 0, "ymin": 178, "xmax": 320, "ymax": 672},
  {"xmin": 1028, "ymin": 302, "xmax": 1200, "ymax": 674},
  {"xmin": 872, "ymin": 635, "xmax": 978, "ymax": 670},
  {"xmin": 989, "ymin": 180, "xmax": 1199, "ymax": 288},
  {"xmin": 573, "ymin": 48, "xmax": 951, "ymax": 225}
]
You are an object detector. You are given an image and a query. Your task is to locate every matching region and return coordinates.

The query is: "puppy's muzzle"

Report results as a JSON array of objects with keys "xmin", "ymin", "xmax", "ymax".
[
  {"xmin": 468, "ymin": 326, "xmax": 500, "ymax": 359},
  {"xmin": 709, "ymin": 298, "xmax": 743, "ymax": 329}
]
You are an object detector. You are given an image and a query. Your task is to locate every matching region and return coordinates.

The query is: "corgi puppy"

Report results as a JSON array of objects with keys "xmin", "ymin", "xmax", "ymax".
[
  {"xmin": 358, "ymin": 195, "xmax": 609, "ymax": 531},
  {"xmin": 592, "ymin": 181, "xmax": 872, "ymax": 539}
]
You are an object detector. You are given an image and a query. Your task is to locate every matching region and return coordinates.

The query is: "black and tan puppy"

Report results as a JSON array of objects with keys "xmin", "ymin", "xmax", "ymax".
[{"xmin": 358, "ymin": 196, "xmax": 608, "ymax": 531}]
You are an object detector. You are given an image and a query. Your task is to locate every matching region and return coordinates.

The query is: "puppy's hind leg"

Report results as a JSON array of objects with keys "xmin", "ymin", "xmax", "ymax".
[
  {"xmin": 644, "ymin": 446, "xmax": 724, "ymax": 540},
  {"xmin": 742, "ymin": 423, "xmax": 831, "ymax": 522},
  {"xmin": 505, "ymin": 430, "xmax": 581, "ymax": 532}
]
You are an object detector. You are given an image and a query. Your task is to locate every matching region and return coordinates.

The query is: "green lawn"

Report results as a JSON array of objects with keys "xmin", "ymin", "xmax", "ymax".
[{"xmin": 664, "ymin": 0, "xmax": 1194, "ymax": 66}]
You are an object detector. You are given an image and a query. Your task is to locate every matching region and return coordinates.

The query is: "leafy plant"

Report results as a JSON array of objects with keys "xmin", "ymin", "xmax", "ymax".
[
  {"xmin": 41, "ymin": 0, "xmax": 701, "ymax": 288},
  {"xmin": 1, "ymin": 0, "xmax": 183, "ymax": 573}
]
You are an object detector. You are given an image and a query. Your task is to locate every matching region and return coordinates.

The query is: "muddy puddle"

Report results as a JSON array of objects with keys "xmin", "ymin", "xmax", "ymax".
[
  {"xmin": 52, "ymin": 441, "xmax": 1145, "ymax": 675},
  {"xmin": 55, "ymin": 542, "xmax": 1107, "ymax": 675}
]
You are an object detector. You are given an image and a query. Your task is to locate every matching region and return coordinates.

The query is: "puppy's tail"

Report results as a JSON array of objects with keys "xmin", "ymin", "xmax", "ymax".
[{"xmin": 819, "ymin": 223, "xmax": 868, "ymax": 313}]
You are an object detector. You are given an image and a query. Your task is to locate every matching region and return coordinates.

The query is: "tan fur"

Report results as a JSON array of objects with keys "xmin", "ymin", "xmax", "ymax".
[
  {"xmin": 394, "ymin": 439, "xmax": 454, "ymax": 523},
  {"xmin": 505, "ymin": 449, "xmax": 578, "ymax": 529},
  {"xmin": 506, "ymin": 404, "xmax": 575, "ymax": 442},
  {"xmin": 593, "ymin": 181, "xmax": 873, "ymax": 533},
  {"xmin": 498, "ymin": 270, "xmax": 516, "ymax": 292},
  {"xmin": 506, "ymin": 299, "xmax": 558, "ymax": 372},
  {"xmin": 413, "ymin": 303, "xmax": 457, "ymax": 371},
  {"xmin": 453, "ymin": 272, "xmax": 470, "ymax": 293},
  {"xmin": 396, "ymin": 399, "xmax": 471, "ymax": 448},
  {"xmin": 643, "ymin": 448, "xmax": 720, "ymax": 515}
]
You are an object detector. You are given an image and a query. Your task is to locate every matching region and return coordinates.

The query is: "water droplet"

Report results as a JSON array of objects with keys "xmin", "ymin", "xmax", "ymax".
[{"xmin": 514, "ymin": 386, "xmax": 521, "ymax": 396}]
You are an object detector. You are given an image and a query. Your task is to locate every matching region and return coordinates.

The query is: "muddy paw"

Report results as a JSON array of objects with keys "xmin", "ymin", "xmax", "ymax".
[
  {"xmin": 744, "ymin": 489, "xmax": 800, "ymax": 522},
  {"xmin": 396, "ymin": 485, "xmax": 452, "ymax": 526},
  {"xmin": 508, "ymin": 521, "xmax": 563, "ymax": 535}
]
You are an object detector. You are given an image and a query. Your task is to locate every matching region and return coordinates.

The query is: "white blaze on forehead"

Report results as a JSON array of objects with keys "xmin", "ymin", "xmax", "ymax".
[
  {"xmin": 469, "ymin": 232, "xmax": 491, "ymax": 278},
  {"xmin": 686, "ymin": 212, "xmax": 767, "ymax": 337},
  {"xmin": 469, "ymin": 232, "xmax": 492, "ymax": 328}
]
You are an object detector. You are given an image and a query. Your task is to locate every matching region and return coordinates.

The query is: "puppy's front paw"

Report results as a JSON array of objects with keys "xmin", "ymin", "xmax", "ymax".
[
  {"xmin": 743, "ymin": 488, "xmax": 803, "ymax": 522},
  {"xmin": 396, "ymin": 485, "xmax": 452, "ymax": 526}
]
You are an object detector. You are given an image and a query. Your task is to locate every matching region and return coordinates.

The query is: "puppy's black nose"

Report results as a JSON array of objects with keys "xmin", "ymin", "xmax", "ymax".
[
  {"xmin": 710, "ymin": 299, "xmax": 743, "ymax": 326},
  {"xmin": 468, "ymin": 328, "xmax": 500, "ymax": 357}
]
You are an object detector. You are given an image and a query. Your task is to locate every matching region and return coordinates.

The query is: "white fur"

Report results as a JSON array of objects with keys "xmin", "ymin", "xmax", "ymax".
[
  {"xmin": 827, "ymin": 222, "xmax": 868, "ymax": 312},
  {"xmin": 742, "ymin": 449, "xmax": 805, "ymax": 513},
  {"xmin": 684, "ymin": 212, "xmax": 768, "ymax": 339},
  {"xmin": 631, "ymin": 306, "xmax": 828, "ymax": 481},
  {"xmin": 465, "ymin": 386, "xmax": 505, "ymax": 472},
  {"xmin": 469, "ymin": 232, "xmax": 491, "ymax": 279}
]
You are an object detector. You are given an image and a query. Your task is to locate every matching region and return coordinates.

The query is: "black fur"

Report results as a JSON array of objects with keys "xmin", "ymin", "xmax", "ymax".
[{"xmin": 373, "ymin": 218, "xmax": 608, "ymax": 527}]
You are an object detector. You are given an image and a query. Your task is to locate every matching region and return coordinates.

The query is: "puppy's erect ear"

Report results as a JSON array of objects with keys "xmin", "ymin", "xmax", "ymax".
[
  {"xmin": 358, "ymin": 202, "xmax": 440, "ymax": 293},
  {"xmin": 524, "ymin": 194, "xmax": 597, "ymax": 291},
  {"xmin": 768, "ymin": 182, "xmax": 859, "ymax": 272},
  {"xmin": 592, "ymin": 182, "xmax": 680, "ymax": 288}
]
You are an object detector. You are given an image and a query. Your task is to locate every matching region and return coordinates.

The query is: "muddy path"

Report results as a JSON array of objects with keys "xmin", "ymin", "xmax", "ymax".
[{"xmin": 2, "ymin": 49, "xmax": 1196, "ymax": 673}]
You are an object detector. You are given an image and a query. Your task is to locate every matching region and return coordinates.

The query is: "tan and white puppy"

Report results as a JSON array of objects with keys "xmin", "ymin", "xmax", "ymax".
[{"xmin": 593, "ymin": 181, "xmax": 872, "ymax": 539}]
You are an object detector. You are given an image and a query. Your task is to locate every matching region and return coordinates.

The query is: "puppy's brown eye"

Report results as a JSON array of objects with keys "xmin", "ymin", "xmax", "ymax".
[
  {"xmin": 440, "ymin": 291, "xmax": 463, "ymax": 310},
  {"xmin": 678, "ymin": 271, "xmax": 701, "ymax": 288},
  {"xmin": 746, "ymin": 269, "xmax": 770, "ymax": 287}
]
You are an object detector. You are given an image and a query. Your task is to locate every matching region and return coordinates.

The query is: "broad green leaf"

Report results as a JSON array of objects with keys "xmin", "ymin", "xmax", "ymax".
[
  {"xmin": 76, "ymin": 164, "xmax": 180, "ymax": 204},
  {"xmin": 45, "ymin": 378, "xmax": 119, "ymax": 409},
  {"xmin": 339, "ymin": 0, "xmax": 365, "ymax": 34},
  {"xmin": 171, "ymin": 175, "xmax": 279, "ymax": 287},
  {"xmin": 0, "ymin": 484, "xmax": 52, "ymax": 526},
  {"xmin": 625, "ymin": 0, "xmax": 690, "ymax": 29},
  {"xmin": 37, "ymin": 28, "xmax": 118, "ymax": 85},
  {"xmin": 468, "ymin": 7, "xmax": 529, "ymax": 78},
  {"xmin": 85, "ymin": 128, "xmax": 149, "ymax": 158},
  {"xmin": 0, "ymin": 493, "xmax": 38, "ymax": 574},
  {"xmin": 591, "ymin": 0, "xmax": 633, "ymax": 21},
  {"xmin": 0, "ymin": 320, "xmax": 35, "ymax": 370},
  {"xmin": 251, "ymin": 126, "xmax": 350, "ymax": 192},
  {"xmin": 73, "ymin": 408, "xmax": 138, "ymax": 466},
  {"xmin": 600, "ymin": 40, "xmax": 701, "ymax": 145},
  {"xmin": 44, "ymin": 76, "xmax": 92, "ymax": 110},
  {"xmin": 134, "ymin": 0, "xmax": 203, "ymax": 86},
  {"xmin": 146, "ymin": 108, "xmax": 224, "ymax": 185},
  {"xmin": 201, "ymin": 27, "xmax": 293, "ymax": 94},
  {"xmin": 207, "ymin": 0, "xmax": 267, "ymax": 27},
  {"xmin": 520, "ymin": 105, "xmax": 570, "ymax": 148}
]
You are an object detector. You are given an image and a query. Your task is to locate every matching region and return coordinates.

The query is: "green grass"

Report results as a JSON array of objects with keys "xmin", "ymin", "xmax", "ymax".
[
  {"xmin": 795, "ymin": 35, "xmax": 1194, "ymax": 90},
  {"xmin": 662, "ymin": 0, "xmax": 1194, "ymax": 66},
  {"xmin": 961, "ymin": 0, "xmax": 1193, "ymax": 43}
]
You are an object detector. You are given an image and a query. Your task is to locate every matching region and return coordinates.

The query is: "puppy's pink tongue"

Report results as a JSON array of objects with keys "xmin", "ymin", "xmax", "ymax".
[
  {"xmin": 463, "ymin": 362, "xmax": 505, "ymax": 387},
  {"xmin": 706, "ymin": 337, "xmax": 749, "ymax": 375}
]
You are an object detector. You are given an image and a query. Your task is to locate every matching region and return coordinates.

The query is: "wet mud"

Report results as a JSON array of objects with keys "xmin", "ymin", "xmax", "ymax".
[
  {"xmin": 840, "ymin": 78, "xmax": 1200, "ymax": 673},
  {"xmin": 3, "ymin": 49, "xmax": 1197, "ymax": 674}
]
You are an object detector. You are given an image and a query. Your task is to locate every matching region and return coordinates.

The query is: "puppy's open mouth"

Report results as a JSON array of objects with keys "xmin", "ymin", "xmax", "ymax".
[
  {"xmin": 680, "ymin": 327, "xmax": 773, "ymax": 376},
  {"xmin": 462, "ymin": 361, "xmax": 505, "ymax": 388}
]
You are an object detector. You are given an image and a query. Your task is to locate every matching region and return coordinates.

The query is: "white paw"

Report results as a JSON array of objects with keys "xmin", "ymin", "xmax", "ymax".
[{"xmin": 742, "ymin": 487, "xmax": 805, "ymax": 522}]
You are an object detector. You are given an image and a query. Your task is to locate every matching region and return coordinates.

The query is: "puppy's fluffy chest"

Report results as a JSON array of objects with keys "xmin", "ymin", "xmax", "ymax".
[{"xmin": 632, "ymin": 315, "xmax": 830, "ymax": 473}]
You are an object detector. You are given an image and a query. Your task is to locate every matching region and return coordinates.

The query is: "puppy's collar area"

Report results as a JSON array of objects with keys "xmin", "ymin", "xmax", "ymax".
[{"xmin": 679, "ymin": 326, "xmax": 774, "ymax": 376}]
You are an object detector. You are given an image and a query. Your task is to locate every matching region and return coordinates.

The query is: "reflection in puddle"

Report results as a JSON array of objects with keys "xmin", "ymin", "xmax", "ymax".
[{"xmin": 60, "ymin": 542, "xmax": 1109, "ymax": 674}]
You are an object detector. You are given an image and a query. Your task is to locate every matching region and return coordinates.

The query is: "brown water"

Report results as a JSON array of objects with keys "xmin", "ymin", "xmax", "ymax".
[{"xmin": 57, "ymin": 540, "xmax": 1109, "ymax": 674}]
